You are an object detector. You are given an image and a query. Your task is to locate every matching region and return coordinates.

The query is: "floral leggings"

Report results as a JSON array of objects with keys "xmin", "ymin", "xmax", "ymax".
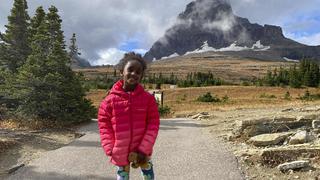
[{"xmin": 116, "ymin": 160, "xmax": 154, "ymax": 180}]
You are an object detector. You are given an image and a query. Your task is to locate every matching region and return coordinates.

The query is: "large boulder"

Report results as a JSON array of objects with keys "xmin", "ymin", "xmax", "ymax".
[
  {"xmin": 247, "ymin": 132, "xmax": 293, "ymax": 147},
  {"xmin": 260, "ymin": 146, "xmax": 320, "ymax": 167},
  {"xmin": 233, "ymin": 115, "xmax": 315, "ymax": 138},
  {"xmin": 277, "ymin": 160, "xmax": 310, "ymax": 172}
]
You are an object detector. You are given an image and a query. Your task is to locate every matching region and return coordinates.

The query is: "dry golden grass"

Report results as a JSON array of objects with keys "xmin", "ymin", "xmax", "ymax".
[
  {"xmin": 79, "ymin": 56, "xmax": 317, "ymax": 116},
  {"xmin": 86, "ymin": 86, "xmax": 320, "ymax": 116},
  {"xmin": 75, "ymin": 56, "xmax": 295, "ymax": 83},
  {"xmin": 149, "ymin": 57, "xmax": 294, "ymax": 82},
  {"xmin": 86, "ymin": 89, "xmax": 109, "ymax": 107},
  {"xmin": 0, "ymin": 118, "xmax": 78, "ymax": 130}
]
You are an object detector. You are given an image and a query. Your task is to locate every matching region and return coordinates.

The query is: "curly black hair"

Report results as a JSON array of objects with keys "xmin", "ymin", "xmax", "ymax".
[{"xmin": 117, "ymin": 52, "xmax": 147, "ymax": 73}]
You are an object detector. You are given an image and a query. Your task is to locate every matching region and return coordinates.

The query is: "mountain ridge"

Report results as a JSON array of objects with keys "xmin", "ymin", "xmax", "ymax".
[{"xmin": 144, "ymin": 0, "xmax": 320, "ymax": 62}]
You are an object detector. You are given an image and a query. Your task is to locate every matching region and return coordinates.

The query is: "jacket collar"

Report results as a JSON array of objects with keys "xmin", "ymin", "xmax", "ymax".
[{"xmin": 110, "ymin": 80, "xmax": 144, "ymax": 97}]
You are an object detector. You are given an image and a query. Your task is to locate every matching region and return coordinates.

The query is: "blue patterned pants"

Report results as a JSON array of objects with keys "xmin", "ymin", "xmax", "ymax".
[{"xmin": 116, "ymin": 160, "xmax": 154, "ymax": 180}]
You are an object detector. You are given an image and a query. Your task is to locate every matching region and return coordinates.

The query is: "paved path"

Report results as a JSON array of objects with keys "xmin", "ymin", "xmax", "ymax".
[{"xmin": 7, "ymin": 118, "xmax": 244, "ymax": 180}]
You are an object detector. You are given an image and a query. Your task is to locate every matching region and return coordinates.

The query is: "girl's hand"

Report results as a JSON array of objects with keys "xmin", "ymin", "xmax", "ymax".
[{"xmin": 136, "ymin": 152, "xmax": 148, "ymax": 164}]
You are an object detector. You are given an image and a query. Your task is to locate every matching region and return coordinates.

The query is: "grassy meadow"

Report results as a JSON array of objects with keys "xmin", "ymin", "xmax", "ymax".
[
  {"xmin": 86, "ymin": 85, "xmax": 320, "ymax": 116},
  {"xmin": 83, "ymin": 57, "xmax": 320, "ymax": 117}
]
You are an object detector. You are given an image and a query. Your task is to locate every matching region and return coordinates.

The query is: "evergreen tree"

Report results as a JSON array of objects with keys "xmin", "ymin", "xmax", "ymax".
[
  {"xmin": 303, "ymin": 69, "xmax": 312, "ymax": 87},
  {"xmin": 289, "ymin": 64, "xmax": 302, "ymax": 88},
  {"xmin": 0, "ymin": 0, "xmax": 30, "ymax": 72},
  {"xmin": 113, "ymin": 69, "xmax": 117, "ymax": 77},
  {"xmin": 299, "ymin": 59, "xmax": 310, "ymax": 80},
  {"xmin": 264, "ymin": 70, "xmax": 275, "ymax": 86},
  {"xmin": 309, "ymin": 61, "xmax": 320, "ymax": 87},
  {"xmin": 29, "ymin": 6, "xmax": 46, "ymax": 41},
  {"xmin": 14, "ymin": 6, "xmax": 95, "ymax": 122},
  {"xmin": 46, "ymin": 6, "xmax": 65, "ymax": 50},
  {"xmin": 69, "ymin": 33, "xmax": 81, "ymax": 58}
]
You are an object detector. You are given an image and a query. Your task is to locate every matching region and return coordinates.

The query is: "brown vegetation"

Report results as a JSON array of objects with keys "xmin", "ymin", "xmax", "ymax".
[
  {"xmin": 76, "ymin": 55, "xmax": 295, "ymax": 83},
  {"xmin": 86, "ymin": 86, "xmax": 320, "ymax": 116}
]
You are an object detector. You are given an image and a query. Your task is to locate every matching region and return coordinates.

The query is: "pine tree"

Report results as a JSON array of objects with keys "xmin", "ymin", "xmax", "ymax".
[
  {"xmin": 113, "ymin": 69, "xmax": 117, "ymax": 77},
  {"xmin": 69, "ymin": 33, "xmax": 81, "ymax": 58},
  {"xmin": 299, "ymin": 59, "xmax": 310, "ymax": 80},
  {"xmin": 0, "ymin": 0, "xmax": 31, "ymax": 73},
  {"xmin": 309, "ymin": 61, "xmax": 320, "ymax": 87},
  {"xmin": 14, "ymin": 6, "xmax": 95, "ymax": 122},
  {"xmin": 289, "ymin": 64, "xmax": 302, "ymax": 88},
  {"xmin": 303, "ymin": 69, "xmax": 312, "ymax": 87},
  {"xmin": 265, "ymin": 70, "xmax": 275, "ymax": 86},
  {"xmin": 47, "ymin": 6, "xmax": 65, "ymax": 50},
  {"xmin": 29, "ymin": 6, "xmax": 46, "ymax": 41}
]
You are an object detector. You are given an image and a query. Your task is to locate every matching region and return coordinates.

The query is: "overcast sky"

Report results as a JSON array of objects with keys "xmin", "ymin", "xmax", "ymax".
[{"xmin": 0, "ymin": 0, "xmax": 319, "ymax": 65}]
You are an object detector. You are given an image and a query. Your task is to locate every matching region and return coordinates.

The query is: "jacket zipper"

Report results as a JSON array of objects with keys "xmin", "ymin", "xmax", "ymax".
[{"xmin": 128, "ymin": 93, "xmax": 133, "ymax": 155}]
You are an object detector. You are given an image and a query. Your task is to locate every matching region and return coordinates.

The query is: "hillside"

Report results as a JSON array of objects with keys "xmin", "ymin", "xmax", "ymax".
[{"xmin": 78, "ymin": 53, "xmax": 295, "ymax": 84}]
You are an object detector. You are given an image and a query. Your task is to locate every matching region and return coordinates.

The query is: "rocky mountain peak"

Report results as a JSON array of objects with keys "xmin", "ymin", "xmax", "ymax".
[
  {"xmin": 144, "ymin": 0, "xmax": 320, "ymax": 62},
  {"xmin": 178, "ymin": 0, "xmax": 232, "ymax": 22}
]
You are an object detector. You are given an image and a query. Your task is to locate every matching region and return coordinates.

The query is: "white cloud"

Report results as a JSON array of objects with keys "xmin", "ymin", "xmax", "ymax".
[
  {"xmin": 132, "ymin": 49, "xmax": 148, "ymax": 55},
  {"xmin": 92, "ymin": 48, "xmax": 148, "ymax": 66},
  {"xmin": 0, "ymin": 0, "xmax": 319, "ymax": 62},
  {"xmin": 229, "ymin": 0, "xmax": 319, "ymax": 26},
  {"xmin": 285, "ymin": 32, "xmax": 320, "ymax": 46},
  {"xmin": 202, "ymin": 12, "xmax": 235, "ymax": 32},
  {"xmin": 0, "ymin": 0, "xmax": 190, "ymax": 63},
  {"xmin": 93, "ymin": 48, "xmax": 126, "ymax": 66}
]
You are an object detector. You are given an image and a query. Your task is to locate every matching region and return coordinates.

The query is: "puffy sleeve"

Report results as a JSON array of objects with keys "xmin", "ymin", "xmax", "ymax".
[
  {"xmin": 98, "ymin": 99, "xmax": 115, "ymax": 156},
  {"xmin": 138, "ymin": 95, "xmax": 160, "ymax": 156}
]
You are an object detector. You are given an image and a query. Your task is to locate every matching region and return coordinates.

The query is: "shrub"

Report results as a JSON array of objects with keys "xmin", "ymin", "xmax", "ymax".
[
  {"xmin": 176, "ymin": 94, "xmax": 187, "ymax": 103},
  {"xmin": 221, "ymin": 95, "xmax": 229, "ymax": 102},
  {"xmin": 197, "ymin": 92, "xmax": 220, "ymax": 102},
  {"xmin": 299, "ymin": 90, "xmax": 320, "ymax": 101},
  {"xmin": 259, "ymin": 93, "xmax": 276, "ymax": 99},
  {"xmin": 156, "ymin": 83, "xmax": 161, "ymax": 89},
  {"xmin": 241, "ymin": 81, "xmax": 250, "ymax": 86},
  {"xmin": 158, "ymin": 105, "xmax": 171, "ymax": 116},
  {"xmin": 0, "ymin": 104, "xmax": 7, "ymax": 120},
  {"xmin": 284, "ymin": 91, "xmax": 291, "ymax": 100}
]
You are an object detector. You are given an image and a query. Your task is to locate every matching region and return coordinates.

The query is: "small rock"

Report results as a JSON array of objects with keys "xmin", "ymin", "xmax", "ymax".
[
  {"xmin": 227, "ymin": 134, "xmax": 234, "ymax": 141},
  {"xmin": 200, "ymin": 112, "xmax": 209, "ymax": 115},
  {"xmin": 191, "ymin": 112, "xmax": 208, "ymax": 119},
  {"xmin": 294, "ymin": 175, "xmax": 299, "ymax": 179},
  {"xmin": 313, "ymin": 129, "xmax": 320, "ymax": 134},
  {"xmin": 312, "ymin": 120, "xmax": 320, "ymax": 129},
  {"xmin": 288, "ymin": 169, "xmax": 294, "ymax": 175},
  {"xmin": 191, "ymin": 114, "xmax": 200, "ymax": 119},
  {"xmin": 282, "ymin": 108, "xmax": 294, "ymax": 112},
  {"xmin": 0, "ymin": 163, "xmax": 25, "ymax": 175},
  {"xmin": 301, "ymin": 106, "xmax": 320, "ymax": 112},
  {"xmin": 8, "ymin": 164, "xmax": 25, "ymax": 174},
  {"xmin": 277, "ymin": 160, "xmax": 310, "ymax": 172},
  {"xmin": 289, "ymin": 131, "xmax": 308, "ymax": 145},
  {"xmin": 197, "ymin": 114, "xmax": 211, "ymax": 120}
]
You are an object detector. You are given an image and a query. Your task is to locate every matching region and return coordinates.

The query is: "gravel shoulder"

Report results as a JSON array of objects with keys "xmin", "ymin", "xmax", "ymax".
[
  {"xmin": 198, "ymin": 104, "xmax": 320, "ymax": 179},
  {"xmin": 0, "ymin": 128, "xmax": 81, "ymax": 178}
]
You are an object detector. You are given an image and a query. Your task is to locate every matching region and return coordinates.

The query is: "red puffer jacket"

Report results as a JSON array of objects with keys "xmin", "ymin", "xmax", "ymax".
[{"xmin": 98, "ymin": 80, "xmax": 160, "ymax": 166}]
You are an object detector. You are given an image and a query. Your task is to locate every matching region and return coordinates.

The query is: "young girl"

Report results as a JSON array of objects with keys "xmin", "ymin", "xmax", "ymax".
[{"xmin": 98, "ymin": 52, "xmax": 160, "ymax": 180}]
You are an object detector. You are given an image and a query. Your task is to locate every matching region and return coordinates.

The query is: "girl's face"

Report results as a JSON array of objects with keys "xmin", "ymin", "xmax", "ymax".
[{"xmin": 121, "ymin": 60, "xmax": 144, "ymax": 90}]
